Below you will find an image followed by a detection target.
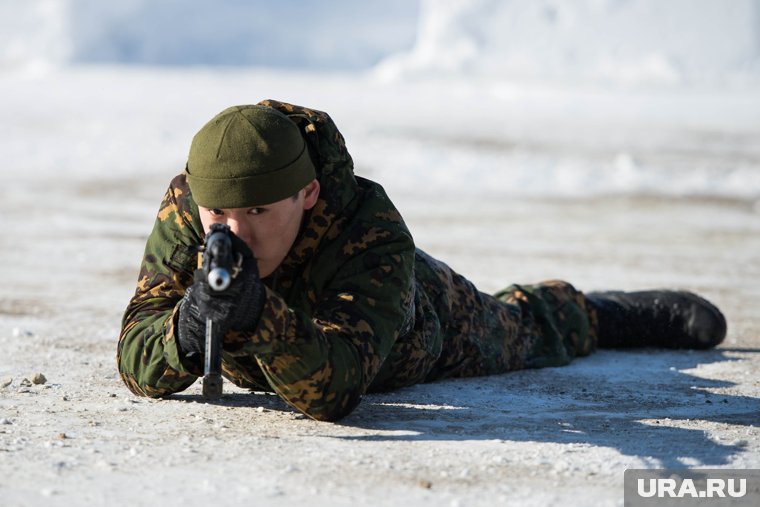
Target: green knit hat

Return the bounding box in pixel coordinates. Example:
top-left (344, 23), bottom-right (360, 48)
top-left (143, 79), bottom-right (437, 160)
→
top-left (186, 105), bottom-right (316, 208)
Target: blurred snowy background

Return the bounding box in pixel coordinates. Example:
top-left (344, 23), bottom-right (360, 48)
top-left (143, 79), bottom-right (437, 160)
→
top-left (2, 0), bottom-right (759, 198)
top-left (3, 0), bottom-right (759, 84)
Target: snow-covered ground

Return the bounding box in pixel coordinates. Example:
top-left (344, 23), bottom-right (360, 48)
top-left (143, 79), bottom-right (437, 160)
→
top-left (1, 1), bottom-right (760, 506)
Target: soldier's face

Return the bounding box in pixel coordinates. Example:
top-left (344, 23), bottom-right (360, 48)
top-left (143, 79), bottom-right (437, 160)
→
top-left (198, 179), bottom-right (320, 278)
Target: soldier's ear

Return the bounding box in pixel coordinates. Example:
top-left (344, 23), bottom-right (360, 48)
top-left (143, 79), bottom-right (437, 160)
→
top-left (302, 179), bottom-right (320, 210)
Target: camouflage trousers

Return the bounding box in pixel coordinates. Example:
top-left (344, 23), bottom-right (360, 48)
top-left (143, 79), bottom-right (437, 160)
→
top-left (219, 250), bottom-right (600, 393)
top-left (369, 251), bottom-right (600, 390)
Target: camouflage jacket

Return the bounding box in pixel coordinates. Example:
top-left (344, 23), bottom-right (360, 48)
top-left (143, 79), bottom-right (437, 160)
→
top-left (119, 100), bottom-right (426, 420)
top-left (118, 100), bottom-right (565, 421)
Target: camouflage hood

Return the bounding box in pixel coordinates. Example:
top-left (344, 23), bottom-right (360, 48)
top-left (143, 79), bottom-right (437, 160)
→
top-left (259, 99), bottom-right (357, 213)
top-left (253, 100), bottom-right (361, 288)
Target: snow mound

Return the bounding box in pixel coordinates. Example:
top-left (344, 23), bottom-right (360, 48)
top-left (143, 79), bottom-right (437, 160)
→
top-left (375, 0), bottom-right (760, 88)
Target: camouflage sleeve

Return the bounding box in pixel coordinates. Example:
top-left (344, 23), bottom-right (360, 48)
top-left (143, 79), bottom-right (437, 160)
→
top-left (239, 232), bottom-right (414, 422)
top-left (117, 175), bottom-right (203, 397)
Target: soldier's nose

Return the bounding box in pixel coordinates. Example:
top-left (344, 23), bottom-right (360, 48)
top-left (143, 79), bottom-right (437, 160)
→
top-left (227, 221), bottom-right (253, 247)
top-left (226, 221), bottom-right (241, 237)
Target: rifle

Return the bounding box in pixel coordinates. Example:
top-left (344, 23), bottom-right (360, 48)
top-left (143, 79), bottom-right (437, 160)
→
top-left (199, 223), bottom-right (235, 400)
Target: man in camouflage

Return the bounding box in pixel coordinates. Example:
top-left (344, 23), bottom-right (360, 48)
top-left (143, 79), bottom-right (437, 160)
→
top-left (117, 100), bottom-right (727, 421)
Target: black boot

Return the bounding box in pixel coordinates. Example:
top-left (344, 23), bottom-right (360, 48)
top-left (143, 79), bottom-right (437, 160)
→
top-left (586, 290), bottom-right (726, 349)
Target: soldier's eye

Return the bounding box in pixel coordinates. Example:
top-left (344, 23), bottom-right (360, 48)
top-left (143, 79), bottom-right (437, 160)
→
top-left (248, 208), bottom-right (265, 216)
top-left (210, 208), bottom-right (224, 216)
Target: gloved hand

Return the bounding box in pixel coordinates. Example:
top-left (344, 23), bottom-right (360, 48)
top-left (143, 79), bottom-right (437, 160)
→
top-left (176, 232), bottom-right (266, 372)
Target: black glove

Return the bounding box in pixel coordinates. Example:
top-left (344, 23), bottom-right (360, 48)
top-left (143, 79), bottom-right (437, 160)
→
top-left (176, 232), bottom-right (266, 371)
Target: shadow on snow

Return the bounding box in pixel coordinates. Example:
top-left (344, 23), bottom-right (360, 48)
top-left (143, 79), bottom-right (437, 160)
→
top-left (173, 348), bottom-right (759, 468)
top-left (340, 348), bottom-right (759, 468)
